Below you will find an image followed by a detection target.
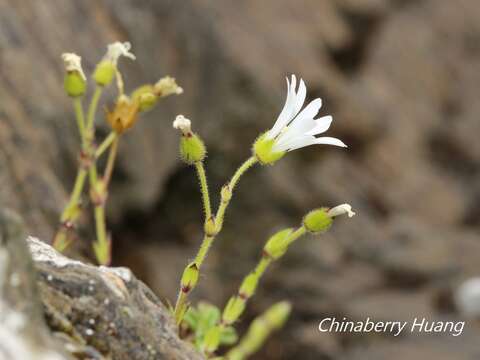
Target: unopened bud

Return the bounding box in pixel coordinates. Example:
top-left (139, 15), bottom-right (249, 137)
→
top-left (154, 76), bottom-right (183, 97)
top-left (263, 301), bottom-right (291, 329)
top-left (181, 262), bottom-right (199, 292)
top-left (222, 296), bottom-right (246, 325)
top-left (62, 53), bottom-right (86, 97)
top-left (239, 273), bottom-right (258, 299)
top-left (253, 133), bottom-right (286, 165)
top-left (303, 208), bottom-right (332, 233)
top-left (221, 185), bottom-right (232, 203)
top-left (263, 228), bottom-right (293, 259)
top-left (131, 84), bottom-right (158, 112)
top-left (173, 116), bottom-right (206, 164)
top-left (204, 216), bottom-right (218, 236)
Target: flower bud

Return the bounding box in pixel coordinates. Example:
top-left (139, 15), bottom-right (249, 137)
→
top-left (154, 76), bottom-right (183, 97)
top-left (303, 208), bottom-right (332, 233)
top-left (131, 84), bottom-right (158, 112)
top-left (239, 273), bottom-right (258, 299)
top-left (173, 115), bottom-right (206, 164)
top-left (263, 228), bottom-right (293, 259)
top-left (252, 133), bottom-right (285, 165)
top-left (181, 262), bottom-right (199, 292)
top-left (203, 326), bottom-right (221, 354)
top-left (204, 216), bottom-right (218, 237)
top-left (220, 185), bottom-right (232, 203)
top-left (263, 301), bottom-right (291, 329)
top-left (62, 53), bottom-right (86, 97)
top-left (222, 296), bottom-right (246, 325)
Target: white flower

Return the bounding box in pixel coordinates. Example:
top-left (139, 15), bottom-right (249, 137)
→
top-left (61, 53), bottom-right (86, 80)
top-left (104, 41), bottom-right (136, 65)
top-left (173, 115), bottom-right (192, 135)
top-left (265, 75), bottom-right (346, 152)
top-left (327, 204), bottom-right (356, 218)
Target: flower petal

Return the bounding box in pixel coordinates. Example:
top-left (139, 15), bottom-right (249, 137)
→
top-left (293, 78), bottom-right (306, 116)
top-left (305, 116), bottom-right (333, 136)
top-left (267, 76), bottom-right (294, 139)
top-left (290, 98), bottom-right (322, 126)
top-left (273, 134), bottom-right (316, 152)
top-left (314, 136), bottom-right (347, 148)
top-left (275, 135), bottom-right (347, 152)
top-left (275, 117), bottom-right (316, 147)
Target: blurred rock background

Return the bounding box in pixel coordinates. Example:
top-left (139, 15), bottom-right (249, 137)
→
top-left (0, 0), bottom-right (479, 358)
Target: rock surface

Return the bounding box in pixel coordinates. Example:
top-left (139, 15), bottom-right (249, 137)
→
top-left (0, 209), bottom-right (202, 360)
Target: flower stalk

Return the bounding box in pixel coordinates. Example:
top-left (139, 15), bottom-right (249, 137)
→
top-left (173, 120), bottom-right (258, 324)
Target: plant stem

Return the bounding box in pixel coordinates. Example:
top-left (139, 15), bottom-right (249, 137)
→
top-left (174, 156), bottom-right (258, 324)
top-left (174, 292), bottom-right (188, 326)
top-left (73, 98), bottom-right (85, 140)
top-left (193, 235), bottom-right (214, 265)
top-left (215, 156), bottom-right (257, 233)
top-left (195, 161), bottom-right (212, 221)
top-left (103, 135), bottom-right (119, 186)
top-left (53, 97), bottom-right (88, 251)
top-left (87, 87), bottom-right (102, 131)
top-left (96, 131), bottom-right (117, 159)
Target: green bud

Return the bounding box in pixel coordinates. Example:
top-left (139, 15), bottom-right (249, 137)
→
top-left (93, 60), bottom-right (116, 86)
top-left (181, 262), bottom-right (199, 292)
top-left (222, 296), bottom-right (246, 325)
top-left (303, 208), bottom-right (332, 233)
top-left (220, 185), bottom-right (232, 203)
top-left (263, 228), bottom-right (293, 259)
top-left (131, 84), bottom-right (158, 112)
top-left (204, 216), bottom-right (218, 236)
top-left (252, 133), bottom-right (285, 165)
top-left (264, 301), bottom-right (291, 329)
top-left (239, 273), bottom-right (258, 299)
top-left (64, 71), bottom-right (86, 97)
top-left (203, 326), bottom-right (221, 354)
top-left (180, 134), bottom-right (206, 165)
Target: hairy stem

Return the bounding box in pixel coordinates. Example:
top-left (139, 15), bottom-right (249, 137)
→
top-left (174, 156), bottom-right (258, 324)
top-left (195, 161), bottom-right (212, 221)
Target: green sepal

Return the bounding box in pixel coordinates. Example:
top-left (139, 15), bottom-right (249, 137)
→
top-left (252, 133), bottom-right (285, 165)
top-left (93, 60), bottom-right (116, 86)
top-left (64, 72), bottom-right (86, 97)
top-left (303, 208), bottom-right (332, 233)
top-left (180, 133), bottom-right (206, 165)
top-left (263, 228), bottom-right (294, 259)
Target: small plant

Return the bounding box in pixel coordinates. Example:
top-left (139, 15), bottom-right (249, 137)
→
top-left (55, 42), bottom-right (355, 359)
